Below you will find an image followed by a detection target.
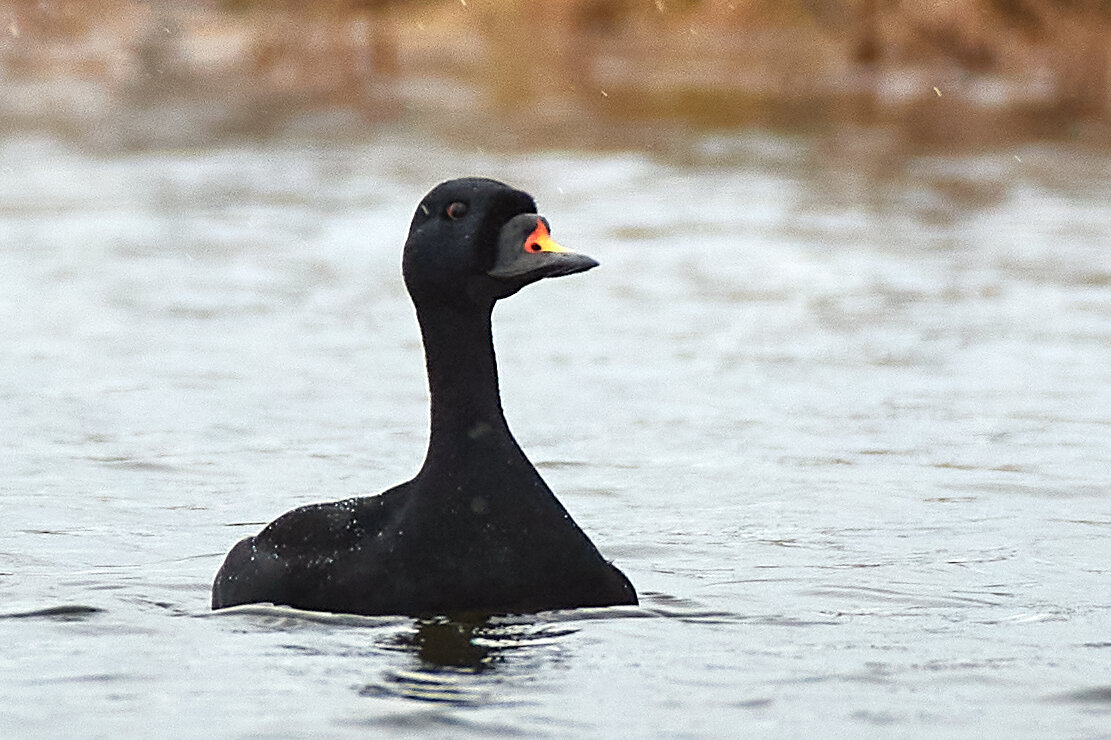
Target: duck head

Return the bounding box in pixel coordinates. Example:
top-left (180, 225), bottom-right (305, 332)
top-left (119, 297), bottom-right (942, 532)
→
top-left (403, 178), bottom-right (598, 308)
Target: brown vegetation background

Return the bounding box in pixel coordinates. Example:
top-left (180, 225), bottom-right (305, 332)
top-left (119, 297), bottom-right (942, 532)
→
top-left (2, 0), bottom-right (1110, 147)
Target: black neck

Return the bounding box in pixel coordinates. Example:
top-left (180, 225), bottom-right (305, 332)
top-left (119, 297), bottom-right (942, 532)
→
top-left (415, 301), bottom-right (515, 470)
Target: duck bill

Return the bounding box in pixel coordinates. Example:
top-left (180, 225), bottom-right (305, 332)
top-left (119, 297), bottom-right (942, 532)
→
top-left (488, 215), bottom-right (599, 282)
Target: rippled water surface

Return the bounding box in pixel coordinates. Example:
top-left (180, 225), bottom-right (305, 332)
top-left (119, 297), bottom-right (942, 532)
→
top-left (2, 130), bottom-right (1110, 737)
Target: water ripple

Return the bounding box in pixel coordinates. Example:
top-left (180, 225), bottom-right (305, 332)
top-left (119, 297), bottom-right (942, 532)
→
top-left (0, 605), bottom-right (105, 620)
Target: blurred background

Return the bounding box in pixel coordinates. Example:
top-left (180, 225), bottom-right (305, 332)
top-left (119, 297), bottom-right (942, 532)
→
top-left (4, 3), bottom-right (1111, 737)
top-left (3, 0), bottom-right (1110, 149)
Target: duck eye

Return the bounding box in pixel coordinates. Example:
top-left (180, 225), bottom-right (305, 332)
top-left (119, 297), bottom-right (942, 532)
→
top-left (446, 201), bottom-right (468, 220)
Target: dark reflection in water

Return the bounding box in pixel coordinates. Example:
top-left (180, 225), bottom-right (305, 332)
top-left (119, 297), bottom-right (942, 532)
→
top-left (361, 616), bottom-right (578, 706)
top-left (392, 617), bottom-right (508, 672)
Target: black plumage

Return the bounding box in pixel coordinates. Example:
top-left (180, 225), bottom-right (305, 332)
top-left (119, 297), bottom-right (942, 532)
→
top-left (211, 177), bottom-right (637, 616)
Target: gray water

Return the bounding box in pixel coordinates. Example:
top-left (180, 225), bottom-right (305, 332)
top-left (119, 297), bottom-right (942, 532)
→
top-left (2, 129), bottom-right (1110, 738)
